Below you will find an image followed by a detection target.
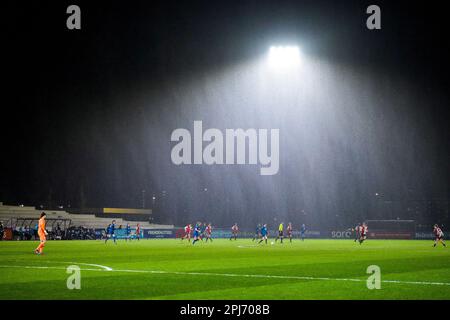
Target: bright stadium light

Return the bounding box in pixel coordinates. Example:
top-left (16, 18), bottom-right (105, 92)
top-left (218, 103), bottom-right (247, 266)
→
top-left (268, 45), bottom-right (301, 70)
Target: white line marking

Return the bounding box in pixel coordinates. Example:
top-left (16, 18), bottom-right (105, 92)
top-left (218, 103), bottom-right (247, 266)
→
top-left (0, 265), bottom-right (99, 271)
top-left (53, 261), bottom-right (113, 271)
top-left (1, 265), bottom-right (450, 287)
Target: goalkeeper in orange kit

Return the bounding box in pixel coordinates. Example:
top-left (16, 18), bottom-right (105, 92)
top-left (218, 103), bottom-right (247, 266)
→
top-left (34, 212), bottom-right (48, 255)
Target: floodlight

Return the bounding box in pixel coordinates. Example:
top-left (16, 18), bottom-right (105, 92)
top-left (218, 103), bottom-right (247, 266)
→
top-left (268, 46), bottom-right (301, 69)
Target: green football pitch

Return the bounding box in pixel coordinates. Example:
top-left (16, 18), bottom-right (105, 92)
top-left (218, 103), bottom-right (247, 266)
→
top-left (0, 239), bottom-right (449, 299)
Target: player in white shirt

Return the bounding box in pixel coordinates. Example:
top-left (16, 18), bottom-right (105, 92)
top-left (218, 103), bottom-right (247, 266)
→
top-left (433, 224), bottom-right (446, 247)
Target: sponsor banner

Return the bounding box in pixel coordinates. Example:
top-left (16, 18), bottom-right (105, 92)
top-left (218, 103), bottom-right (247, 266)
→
top-left (330, 230), bottom-right (354, 239)
top-left (235, 230), bottom-right (321, 239)
top-left (144, 229), bottom-right (175, 238)
top-left (2, 228), bottom-right (13, 240)
top-left (94, 228), bottom-right (429, 240)
top-left (98, 228), bottom-right (144, 239)
top-left (210, 229), bottom-right (233, 238)
top-left (415, 232), bottom-right (434, 239)
top-left (294, 230), bottom-right (321, 238)
top-left (103, 207), bottom-right (152, 214)
top-left (368, 231), bottom-right (413, 239)
top-left (415, 231), bottom-right (448, 240)
top-left (203, 229), bottom-right (322, 239)
top-left (175, 228), bottom-right (232, 239)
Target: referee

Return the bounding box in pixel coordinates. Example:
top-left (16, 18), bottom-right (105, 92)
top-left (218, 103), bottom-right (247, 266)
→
top-left (275, 222), bottom-right (284, 243)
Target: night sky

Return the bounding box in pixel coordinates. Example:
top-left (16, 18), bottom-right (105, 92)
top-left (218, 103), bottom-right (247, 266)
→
top-left (2, 0), bottom-right (449, 227)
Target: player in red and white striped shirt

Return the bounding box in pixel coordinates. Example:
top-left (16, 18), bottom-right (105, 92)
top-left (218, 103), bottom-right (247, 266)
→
top-left (230, 223), bottom-right (238, 241)
top-left (205, 223), bottom-right (213, 242)
top-left (358, 223), bottom-right (368, 244)
top-left (433, 224), bottom-right (446, 247)
top-left (182, 224), bottom-right (192, 242)
top-left (286, 223), bottom-right (293, 243)
top-left (135, 223), bottom-right (141, 241)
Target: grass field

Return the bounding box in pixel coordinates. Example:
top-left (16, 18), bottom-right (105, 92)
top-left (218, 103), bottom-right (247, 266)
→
top-left (0, 238), bottom-right (449, 299)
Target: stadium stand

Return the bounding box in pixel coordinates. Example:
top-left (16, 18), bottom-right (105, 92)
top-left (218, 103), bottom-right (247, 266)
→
top-left (67, 207), bottom-right (153, 222)
top-left (0, 202), bottom-right (173, 230)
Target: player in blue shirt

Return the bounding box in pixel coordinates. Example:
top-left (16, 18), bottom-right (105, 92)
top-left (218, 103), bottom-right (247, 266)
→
top-left (252, 224), bottom-right (261, 241)
top-left (125, 223), bottom-right (131, 241)
top-left (192, 222), bottom-right (201, 245)
top-left (258, 224), bottom-right (268, 244)
top-left (105, 220), bottom-right (117, 244)
top-left (300, 224), bottom-right (306, 241)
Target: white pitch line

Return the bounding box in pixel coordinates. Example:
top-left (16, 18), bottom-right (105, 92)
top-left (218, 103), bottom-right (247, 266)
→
top-left (1, 265), bottom-right (450, 287)
top-left (52, 261), bottom-right (113, 271)
top-left (0, 265), bottom-right (100, 271)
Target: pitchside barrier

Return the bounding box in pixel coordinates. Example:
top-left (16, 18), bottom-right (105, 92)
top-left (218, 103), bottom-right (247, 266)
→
top-left (366, 220), bottom-right (416, 239)
top-left (173, 228), bottom-right (322, 239)
top-left (94, 228), bottom-right (144, 239)
top-left (173, 228), bottom-right (442, 240)
top-left (98, 229), bottom-right (444, 240)
top-left (415, 232), bottom-right (448, 240)
top-left (157, 228), bottom-right (430, 240)
top-left (2, 227), bottom-right (444, 240)
top-left (2, 228), bottom-right (13, 240)
top-left (144, 229), bottom-right (174, 238)
top-left (98, 225), bottom-right (443, 241)
top-left (327, 229), bottom-right (412, 239)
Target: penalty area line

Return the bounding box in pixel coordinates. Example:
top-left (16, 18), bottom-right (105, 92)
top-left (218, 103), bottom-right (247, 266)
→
top-left (1, 265), bottom-right (450, 287)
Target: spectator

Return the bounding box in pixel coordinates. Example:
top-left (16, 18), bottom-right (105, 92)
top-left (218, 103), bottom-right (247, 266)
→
top-left (24, 226), bottom-right (32, 240)
top-left (0, 221), bottom-right (4, 241)
top-left (33, 223), bottom-right (38, 240)
top-left (13, 226), bottom-right (22, 240)
top-left (65, 226), bottom-right (96, 240)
